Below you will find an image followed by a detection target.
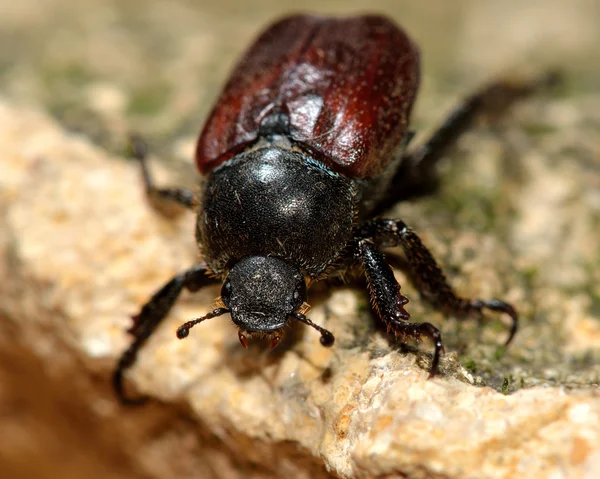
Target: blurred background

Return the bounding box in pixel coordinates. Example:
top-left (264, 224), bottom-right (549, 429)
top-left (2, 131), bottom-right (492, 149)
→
top-left (0, 0), bottom-right (598, 478)
top-left (0, 0), bottom-right (597, 157)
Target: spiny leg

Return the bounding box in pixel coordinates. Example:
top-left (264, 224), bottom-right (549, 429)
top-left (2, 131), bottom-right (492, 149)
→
top-left (129, 134), bottom-right (197, 212)
top-left (373, 72), bottom-right (560, 212)
top-left (406, 72), bottom-right (560, 175)
top-left (356, 239), bottom-right (444, 378)
top-left (114, 263), bottom-right (219, 405)
top-left (357, 219), bottom-right (518, 345)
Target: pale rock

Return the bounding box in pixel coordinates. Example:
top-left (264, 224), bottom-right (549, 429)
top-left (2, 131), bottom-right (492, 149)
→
top-left (0, 99), bottom-right (599, 479)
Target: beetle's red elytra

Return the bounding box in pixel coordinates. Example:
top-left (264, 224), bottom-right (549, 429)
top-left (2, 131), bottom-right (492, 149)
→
top-left (197, 15), bottom-right (419, 178)
top-left (115, 14), bottom-right (556, 405)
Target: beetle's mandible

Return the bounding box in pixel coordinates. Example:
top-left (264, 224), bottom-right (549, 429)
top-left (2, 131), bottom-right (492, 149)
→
top-left (114, 14), bottom-right (556, 405)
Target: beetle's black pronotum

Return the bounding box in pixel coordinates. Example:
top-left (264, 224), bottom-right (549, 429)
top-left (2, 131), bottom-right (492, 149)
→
top-left (114, 14), bottom-right (556, 404)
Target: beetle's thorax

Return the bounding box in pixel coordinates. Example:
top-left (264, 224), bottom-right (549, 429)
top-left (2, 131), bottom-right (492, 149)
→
top-left (196, 143), bottom-right (356, 278)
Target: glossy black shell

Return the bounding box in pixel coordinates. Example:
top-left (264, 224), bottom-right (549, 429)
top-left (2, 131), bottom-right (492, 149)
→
top-left (196, 140), bottom-right (356, 277)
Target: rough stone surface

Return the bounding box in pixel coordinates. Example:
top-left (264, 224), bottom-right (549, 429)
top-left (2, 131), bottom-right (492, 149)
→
top-left (0, 1), bottom-right (599, 478)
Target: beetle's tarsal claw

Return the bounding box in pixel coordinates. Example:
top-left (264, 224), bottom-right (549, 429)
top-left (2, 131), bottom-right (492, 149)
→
top-left (238, 331), bottom-right (249, 348)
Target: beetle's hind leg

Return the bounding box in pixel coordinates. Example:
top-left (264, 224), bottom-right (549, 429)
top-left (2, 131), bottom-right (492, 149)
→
top-left (373, 72), bottom-right (561, 213)
top-left (114, 263), bottom-right (219, 405)
top-left (129, 134), bottom-right (197, 214)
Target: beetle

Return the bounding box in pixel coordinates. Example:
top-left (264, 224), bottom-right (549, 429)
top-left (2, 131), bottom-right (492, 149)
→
top-left (114, 14), bottom-right (556, 405)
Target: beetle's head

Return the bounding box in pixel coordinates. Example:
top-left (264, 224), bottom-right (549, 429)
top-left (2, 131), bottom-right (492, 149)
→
top-left (222, 256), bottom-right (304, 347)
top-left (176, 256), bottom-right (334, 349)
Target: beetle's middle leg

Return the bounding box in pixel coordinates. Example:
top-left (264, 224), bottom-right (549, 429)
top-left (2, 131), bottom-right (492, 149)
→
top-left (129, 135), bottom-right (197, 213)
top-left (357, 219), bottom-right (518, 346)
top-left (373, 72), bottom-right (560, 213)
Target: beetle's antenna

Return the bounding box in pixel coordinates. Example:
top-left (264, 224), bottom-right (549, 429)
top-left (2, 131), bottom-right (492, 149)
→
top-left (290, 312), bottom-right (335, 347)
top-left (176, 308), bottom-right (229, 339)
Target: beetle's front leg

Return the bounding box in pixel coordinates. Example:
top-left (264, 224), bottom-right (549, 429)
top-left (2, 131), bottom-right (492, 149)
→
top-left (356, 239), bottom-right (445, 377)
top-left (358, 219), bottom-right (518, 346)
top-left (114, 263), bottom-right (220, 405)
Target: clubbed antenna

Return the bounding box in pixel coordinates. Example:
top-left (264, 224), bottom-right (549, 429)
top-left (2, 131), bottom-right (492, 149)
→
top-left (290, 312), bottom-right (335, 347)
top-left (176, 308), bottom-right (229, 339)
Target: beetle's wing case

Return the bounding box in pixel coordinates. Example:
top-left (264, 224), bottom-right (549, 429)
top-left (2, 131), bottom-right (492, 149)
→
top-left (196, 15), bottom-right (420, 178)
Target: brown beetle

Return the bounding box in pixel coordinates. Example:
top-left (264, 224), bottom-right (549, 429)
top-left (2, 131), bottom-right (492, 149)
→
top-left (115, 15), bottom-right (555, 405)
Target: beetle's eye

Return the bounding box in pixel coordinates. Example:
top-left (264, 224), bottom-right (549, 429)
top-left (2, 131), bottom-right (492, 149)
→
top-left (221, 280), bottom-right (232, 305)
